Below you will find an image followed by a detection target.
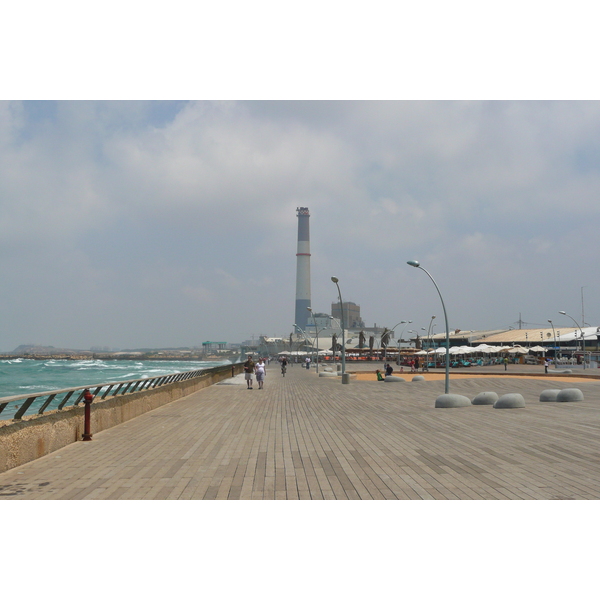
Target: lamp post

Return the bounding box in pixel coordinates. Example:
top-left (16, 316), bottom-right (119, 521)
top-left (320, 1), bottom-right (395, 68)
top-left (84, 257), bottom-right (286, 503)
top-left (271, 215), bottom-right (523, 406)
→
top-left (329, 315), bottom-right (342, 333)
top-left (559, 310), bottom-right (586, 369)
top-left (389, 319), bottom-right (411, 365)
top-left (293, 324), bottom-right (311, 365)
top-left (307, 307), bottom-right (317, 372)
top-left (306, 307), bottom-right (324, 373)
top-left (430, 322), bottom-right (438, 366)
top-left (548, 319), bottom-right (558, 369)
top-left (331, 277), bottom-right (346, 375)
top-left (407, 260), bottom-right (450, 393)
top-left (397, 320), bottom-right (413, 365)
top-left (425, 316), bottom-right (436, 371)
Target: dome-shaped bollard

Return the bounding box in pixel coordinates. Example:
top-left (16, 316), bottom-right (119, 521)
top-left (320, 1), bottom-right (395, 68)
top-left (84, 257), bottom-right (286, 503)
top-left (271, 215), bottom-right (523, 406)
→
top-left (556, 388), bottom-right (584, 403)
top-left (539, 389), bottom-right (561, 402)
top-left (385, 376), bottom-right (406, 382)
top-left (412, 375), bottom-right (425, 382)
top-left (494, 393), bottom-right (525, 409)
top-left (319, 371), bottom-right (337, 377)
top-left (472, 391), bottom-right (499, 405)
top-left (435, 394), bottom-right (471, 408)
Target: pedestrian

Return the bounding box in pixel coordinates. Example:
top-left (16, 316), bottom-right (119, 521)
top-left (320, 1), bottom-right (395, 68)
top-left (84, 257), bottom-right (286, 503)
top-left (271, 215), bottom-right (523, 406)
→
top-left (503, 357), bottom-right (508, 371)
top-left (244, 354), bottom-right (255, 389)
top-left (385, 363), bottom-right (393, 376)
top-left (376, 369), bottom-right (385, 381)
top-left (544, 358), bottom-right (549, 374)
top-left (255, 358), bottom-right (266, 389)
top-left (305, 356), bottom-right (311, 370)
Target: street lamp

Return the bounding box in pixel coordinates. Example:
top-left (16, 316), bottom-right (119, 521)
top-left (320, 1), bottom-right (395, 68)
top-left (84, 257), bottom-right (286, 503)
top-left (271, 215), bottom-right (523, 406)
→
top-left (328, 315), bottom-right (342, 332)
top-left (293, 324), bottom-right (311, 362)
top-left (548, 319), bottom-right (558, 369)
top-left (399, 321), bottom-right (413, 365)
top-left (389, 319), bottom-right (412, 365)
top-left (407, 260), bottom-right (450, 393)
top-left (559, 310), bottom-right (586, 369)
top-left (307, 307), bottom-right (320, 373)
top-left (425, 316), bottom-right (436, 371)
top-left (331, 277), bottom-right (346, 375)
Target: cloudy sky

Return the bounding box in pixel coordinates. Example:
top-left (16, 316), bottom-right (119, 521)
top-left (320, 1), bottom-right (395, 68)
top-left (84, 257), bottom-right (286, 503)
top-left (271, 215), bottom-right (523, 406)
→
top-left (1, 99), bottom-right (599, 351)
top-left (2, 2), bottom-right (599, 351)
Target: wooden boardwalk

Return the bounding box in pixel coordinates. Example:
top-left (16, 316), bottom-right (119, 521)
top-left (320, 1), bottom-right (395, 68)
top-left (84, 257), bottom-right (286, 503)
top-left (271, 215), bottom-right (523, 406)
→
top-left (2, 363), bottom-right (600, 500)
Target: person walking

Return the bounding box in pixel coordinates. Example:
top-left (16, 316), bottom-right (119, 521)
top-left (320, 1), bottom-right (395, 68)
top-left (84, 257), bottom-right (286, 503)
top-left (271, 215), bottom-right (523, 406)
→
top-left (544, 358), bottom-right (549, 374)
top-left (255, 358), bottom-right (266, 389)
top-left (503, 356), bottom-right (509, 371)
top-left (244, 354), bottom-right (255, 389)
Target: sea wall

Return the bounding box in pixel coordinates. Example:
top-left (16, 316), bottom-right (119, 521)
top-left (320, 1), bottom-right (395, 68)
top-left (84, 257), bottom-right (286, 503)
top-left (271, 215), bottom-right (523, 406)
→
top-left (0, 363), bottom-right (244, 474)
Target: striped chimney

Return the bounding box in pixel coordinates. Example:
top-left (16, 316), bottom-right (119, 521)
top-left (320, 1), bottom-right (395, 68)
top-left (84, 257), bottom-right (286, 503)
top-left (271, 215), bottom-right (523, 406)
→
top-left (295, 207), bottom-right (311, 331)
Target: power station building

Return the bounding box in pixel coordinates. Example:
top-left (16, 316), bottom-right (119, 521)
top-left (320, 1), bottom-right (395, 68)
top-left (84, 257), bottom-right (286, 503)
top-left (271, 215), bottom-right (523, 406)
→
top-left (331, 301), bottom-right (365, 329)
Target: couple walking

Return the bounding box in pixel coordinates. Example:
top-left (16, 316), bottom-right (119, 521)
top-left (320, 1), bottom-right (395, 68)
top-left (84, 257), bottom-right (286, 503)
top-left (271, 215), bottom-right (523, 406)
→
top-left (243, 354), bottom-right (266, 389)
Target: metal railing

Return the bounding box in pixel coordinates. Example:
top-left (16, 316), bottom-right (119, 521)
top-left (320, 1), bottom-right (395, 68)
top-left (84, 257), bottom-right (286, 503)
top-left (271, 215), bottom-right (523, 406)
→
top-left (0, 368), bottom-right (208, 422)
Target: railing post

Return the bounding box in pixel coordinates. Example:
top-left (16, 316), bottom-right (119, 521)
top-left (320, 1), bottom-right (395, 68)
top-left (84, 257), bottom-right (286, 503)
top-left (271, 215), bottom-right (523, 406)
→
top-left (82, 389), bottom-right (94, 441)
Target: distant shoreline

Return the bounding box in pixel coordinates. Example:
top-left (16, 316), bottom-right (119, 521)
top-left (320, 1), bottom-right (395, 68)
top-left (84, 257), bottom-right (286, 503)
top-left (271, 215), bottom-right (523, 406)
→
top-left (0, 352), bottom-right (239, 362)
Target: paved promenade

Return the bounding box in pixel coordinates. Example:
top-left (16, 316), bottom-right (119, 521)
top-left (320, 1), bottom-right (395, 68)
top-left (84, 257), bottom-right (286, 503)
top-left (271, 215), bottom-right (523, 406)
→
top-left (1, 362), bottom-right (600, 499)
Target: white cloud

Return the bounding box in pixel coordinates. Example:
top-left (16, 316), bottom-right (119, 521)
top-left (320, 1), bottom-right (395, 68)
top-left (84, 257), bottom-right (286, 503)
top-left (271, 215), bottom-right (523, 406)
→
top-left (1, 100), bottom-right (600, 350)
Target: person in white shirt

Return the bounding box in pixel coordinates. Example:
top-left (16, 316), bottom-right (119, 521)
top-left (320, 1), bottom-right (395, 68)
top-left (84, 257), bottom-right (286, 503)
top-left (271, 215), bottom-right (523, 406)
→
top-left (255, 358), bottom-right (266, 389)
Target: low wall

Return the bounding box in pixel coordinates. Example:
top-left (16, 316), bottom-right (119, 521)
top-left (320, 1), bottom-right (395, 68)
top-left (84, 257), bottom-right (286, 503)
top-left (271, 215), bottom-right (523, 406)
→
top-left (0, 363), bottom-right (243, 474)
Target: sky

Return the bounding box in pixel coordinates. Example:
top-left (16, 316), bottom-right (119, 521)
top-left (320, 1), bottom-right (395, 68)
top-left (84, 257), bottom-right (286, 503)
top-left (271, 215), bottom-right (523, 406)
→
top-left (2, 3), bottom-right (599, 352)
top-left (2, 99), bottom-right (600, 351)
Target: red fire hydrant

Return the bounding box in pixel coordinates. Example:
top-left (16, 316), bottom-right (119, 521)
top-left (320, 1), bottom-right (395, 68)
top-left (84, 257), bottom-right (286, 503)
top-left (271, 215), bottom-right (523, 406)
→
top-left (82, 388), bottom-right (94, 441)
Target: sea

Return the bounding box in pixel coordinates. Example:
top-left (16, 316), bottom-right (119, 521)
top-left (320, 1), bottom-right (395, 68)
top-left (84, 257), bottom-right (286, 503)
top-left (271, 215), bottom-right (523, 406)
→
top-left (0, 358), bottom-right (234, 418)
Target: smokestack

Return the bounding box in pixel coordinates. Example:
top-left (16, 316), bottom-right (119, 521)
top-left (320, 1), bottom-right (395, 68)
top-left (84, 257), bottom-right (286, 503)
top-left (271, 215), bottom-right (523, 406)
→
top-left (295, 207), bottom-right (311, 332)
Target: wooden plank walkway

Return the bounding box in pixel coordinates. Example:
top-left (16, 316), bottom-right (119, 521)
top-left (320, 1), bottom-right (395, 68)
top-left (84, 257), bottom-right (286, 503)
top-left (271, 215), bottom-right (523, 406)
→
top-left (2, 363), bottom-right (600, 499)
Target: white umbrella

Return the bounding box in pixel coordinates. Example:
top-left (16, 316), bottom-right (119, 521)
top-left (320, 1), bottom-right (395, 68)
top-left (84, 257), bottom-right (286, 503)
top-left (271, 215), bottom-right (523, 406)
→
top-left (454, 346), bottom-right (474, 354)
top-left (473, 344), bottom-right (495, 353)
top-left (508, 346), bottom-right (528, 354)
top-left (529, 345), bottom-right (546, 352)
top-left (415, 350), bottom-right (428, 355)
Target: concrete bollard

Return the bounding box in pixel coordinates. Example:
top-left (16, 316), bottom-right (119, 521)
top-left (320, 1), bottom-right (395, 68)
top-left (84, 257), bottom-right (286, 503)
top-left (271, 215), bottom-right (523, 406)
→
top-left (556, 388), bottom-right (584, 402)
top-left (472, 392), bottom-right (499, 405)
top-left (539, 389), bottom-right (560, 402)
top-left (341, 373), bottom-right (351, 384)
top-left (494, 393), bottom-right (525, 409)
top-left (435, 394), bottom-right (471, 408)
